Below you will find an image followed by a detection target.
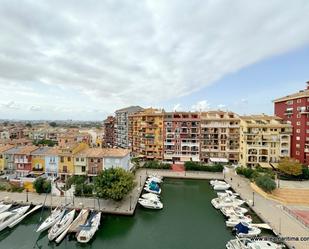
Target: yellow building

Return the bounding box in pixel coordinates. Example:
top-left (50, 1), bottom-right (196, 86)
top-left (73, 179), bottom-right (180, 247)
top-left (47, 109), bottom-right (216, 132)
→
top-left (58, 142), bottom-right (89, 179)
top-left (239, 115), bottom-right (292, 168)
top-left (0, 145), bottom-right (14, 171)
top-left (31, 147), bottom-right (52, 174)
top-left (130, 108), bottom-right (164, 160)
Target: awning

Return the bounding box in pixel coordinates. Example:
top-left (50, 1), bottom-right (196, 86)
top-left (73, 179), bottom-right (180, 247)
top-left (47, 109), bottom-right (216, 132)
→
top-left (209, 158), bottom-right (229, 163)
top-left (259, 162), bottom-right (272, 169)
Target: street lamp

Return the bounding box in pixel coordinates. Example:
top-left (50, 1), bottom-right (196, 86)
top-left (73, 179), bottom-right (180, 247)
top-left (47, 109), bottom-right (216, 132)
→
top-left (129, 195), bottom-right (132, 211)
top-left (26, 189), bottom-right (29, 202)
top-left (252, 192), bottom-right (255, 206)
top-left (139, 175), bottom-right (141, 187)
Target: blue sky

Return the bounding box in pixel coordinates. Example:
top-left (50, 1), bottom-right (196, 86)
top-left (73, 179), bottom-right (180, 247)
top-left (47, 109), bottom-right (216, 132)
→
top-left (0, 1), bottom-right (308, 120)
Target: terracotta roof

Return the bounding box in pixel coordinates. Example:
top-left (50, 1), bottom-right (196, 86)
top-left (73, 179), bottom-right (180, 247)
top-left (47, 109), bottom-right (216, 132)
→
top-left (31, 146), bottom-right (54, 155)
top-left (17, 145), bottom-right (39, 155)
top-left (0, 145), bottom-right (14, 153)
top-left (75, 148), bottom-right (130, 158)
top-left (273, 88), bottom-right (309, 103)
top-left (45, 147), bottom-right (59, 156)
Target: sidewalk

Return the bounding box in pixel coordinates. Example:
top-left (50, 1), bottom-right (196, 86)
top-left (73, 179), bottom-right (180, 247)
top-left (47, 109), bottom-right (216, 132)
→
top-left (225, 170), bottom-right (309, 249)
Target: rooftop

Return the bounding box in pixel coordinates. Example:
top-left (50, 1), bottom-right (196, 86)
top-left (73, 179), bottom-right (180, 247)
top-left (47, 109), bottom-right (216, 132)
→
top-left (273, 82), bottom-right (309, 103)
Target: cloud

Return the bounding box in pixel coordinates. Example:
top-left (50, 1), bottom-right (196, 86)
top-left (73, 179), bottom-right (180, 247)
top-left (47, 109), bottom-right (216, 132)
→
top-left (191, 100), bottom-right (210, 111)
top-left (173, 103), bottom-right (182, 112)
top-left (0, 0), bottom-right (308, 119)
top-left (29, 105), bottom-right (41, 111)
top-left (2, 101), bottom-right (20, 110)
top-left (217, 104), bottom-right (226, 109)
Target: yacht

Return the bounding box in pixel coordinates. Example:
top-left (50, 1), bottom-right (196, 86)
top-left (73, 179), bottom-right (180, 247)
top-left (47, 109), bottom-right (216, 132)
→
top-left (213, 183), bottom-right (230, 191)
top-left (226, 237), bottom-right (284, 249)
top-left (36, 206), bottom-right (65, 233)
top-left (48, 209), bottom-right (76, 241)
top-left (210, 180), bottom-right (226, 186)
top-left (221, 206), bottom-right (248, 217)
top-left (138, 198), bottom-right (163, 210)
top-left (217, 190), bottom-right (239, 199)
top-left (226, 215), bottom-right (252, 227)
top-left (147, 176), bottom-right (163, 184)
top-left (0, 205), bottom-right (30, 231)
top-left (232, 222), bottom-right (261, 238)
top-left (144, 181), bottom-right (161, 194)
top-left (211, 197), bottom-right (245, 209)
top-left (141, 193), bottom-right (160, 201)
top-left (77, 211), bottom-right (101, 243)
top-left (0, 203), bottom-right (12, 214)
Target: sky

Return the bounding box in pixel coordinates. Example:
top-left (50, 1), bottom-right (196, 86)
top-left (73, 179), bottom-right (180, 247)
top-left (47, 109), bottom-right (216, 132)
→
top-left (0, 0), bottom-right (308, 121)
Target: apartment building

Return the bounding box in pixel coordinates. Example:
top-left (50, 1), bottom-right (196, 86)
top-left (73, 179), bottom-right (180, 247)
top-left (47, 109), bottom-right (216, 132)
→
top-left (274, 81), bottom-right (309, 164)
top-left (0, 145), bottom-right (14, 172)
top-left (103, 116), bottom-right (116, 147)
top-left (200, 111), bottom-right (240, 163)
top-left (130, 108), bottom-right (164, 160)
top-left (163, 112), bottom-right (200, 162)
top-left (115, 106), bottom-right (143, 148)
top-left (45, 148), bottom-right (59, 178)
top-left (12, 145), bottom-right (38, 176)
top-left (239, 115), bottom-right (292, 168)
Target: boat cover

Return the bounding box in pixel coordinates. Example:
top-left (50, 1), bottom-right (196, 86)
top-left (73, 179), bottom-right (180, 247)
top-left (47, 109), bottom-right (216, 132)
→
top-left (235, 222), bottom-right (249, 234)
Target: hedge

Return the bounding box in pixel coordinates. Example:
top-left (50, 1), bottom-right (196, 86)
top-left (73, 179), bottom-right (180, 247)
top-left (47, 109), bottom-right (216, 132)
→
top-left (143, 160), bottom-right (171, 169)
top-left (184, 161), bottom-right (224, 172)
top-left (255, 175), bottom-right (276, 193)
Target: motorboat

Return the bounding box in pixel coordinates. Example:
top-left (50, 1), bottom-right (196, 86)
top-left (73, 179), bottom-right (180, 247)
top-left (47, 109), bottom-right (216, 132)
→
top-left (211, 197), bottom-right (245, 209)
top-left (226, 215), bottom-right (252, 227)
top-left (138, 198), bottom-right (163, 210)
top-left (9, 204), bottom-right (43, 228)
top-left (0, 203), bottom-right (12, 214)
top-left (232, 222), bottom-right (261, 238)
top-left (48, 209), bottom-right (76, 241)
top-left (226, 237), bottom-right (284, 249)
top-left (77, 211), bottom-right (101, 243)
top-left (221, 206), bottom-right (248, 217)
top-left (217, 190), bottom-right (239, 198)
top-left (0, 205), bottom-right (30, 231)
top-left (147, 176), bottom-right (163, 184)
top-left (210, 180), bottom-right (226, 186)
top-left (36, 206), bottom-right (66, 233)
top-left (144, 181), bottom-right (161, 194)
top-left (148, 174), bottom-right (163, 181)
top-left (213, 183), bottom-right (230, 191)
top-left (141, 193), bottom-right (160, 201)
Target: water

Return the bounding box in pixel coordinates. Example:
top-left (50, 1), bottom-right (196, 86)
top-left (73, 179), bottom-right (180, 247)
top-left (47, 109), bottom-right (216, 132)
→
top-left (0, 178), bottom-right (259, 249)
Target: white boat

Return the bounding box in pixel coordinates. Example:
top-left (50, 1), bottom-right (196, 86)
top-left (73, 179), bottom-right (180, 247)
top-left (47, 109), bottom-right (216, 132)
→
top-left (221, 206), bottom-right (248, 217)
top-left (77, 211), bottom-right (101, 243)
top-left (9, 204), bottom-right (43, 228)
top-left (233, 222), bottom-right (261, 238)
top-left (147, 176), bottom-right (162, 183)
top-left (138, 198), bottom-right (163, 210)
top-left (141, 193), bottom-right (160, 201)
top-left (213, 183), bottom-right (230, 191)
top-left (0, 203), bottom-right (12, 214)
top-left (226, 237), bottom-right (284, 249)
top-left (148, 174), bottom-right (163, 181)
top-left (217, 190), bottom-right (239, 198)
top-left (36, 206), bottom-right (66, 233)
top-left (211, 197), bottom-right (245, 209)
top-left (48, 209), bottom-right (76, 241)
top-left (226, 215), bottom-right (252, 227)
top-left (210, 180), bottom-right (226, 186)
top-left (144, 186), bottom-right (161, 194)
top-left (0, 205), bottom-right (30, 231)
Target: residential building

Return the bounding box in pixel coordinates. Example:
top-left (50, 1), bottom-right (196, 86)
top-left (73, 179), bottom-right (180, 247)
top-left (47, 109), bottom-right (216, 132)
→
top-left (239, 115), bottom-right (292, 168)
top-left (200, 111), bottom-right (240, 163)
top-left (31, 147), bottom-right (52, 175)
top-left (57, 130), bottom-right (91, 147)
top-left (13, 145), bottom-right (38, 176)
top-left (0, 145), bottom-right (14, 172)
top-left (274, 81), bottom-right (309, 164)
top-left (45, 148), bottom-right (59, 178)
top-left (163, 112), bottom-right (200, 162)
top-left (130, 108), bottom-right (164, 160)
top-left (103, 116), bottom-right (116, 147)
top-left (115, 106), bottom-right (143, 148)
top-left (103, 148), bottom-right (131, 170)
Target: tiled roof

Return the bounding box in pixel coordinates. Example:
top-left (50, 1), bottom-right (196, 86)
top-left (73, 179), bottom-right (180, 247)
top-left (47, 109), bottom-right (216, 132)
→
top-left (273, 88), bottom-right (309, 103)
top-left (31, 147), bottom-right (54, 155)
top-left (75, 148), bottom-right (130, 158)
top-left (17, 146), bottom-right (39, 155)
top-left (0, 145), bottom-right (14, 153)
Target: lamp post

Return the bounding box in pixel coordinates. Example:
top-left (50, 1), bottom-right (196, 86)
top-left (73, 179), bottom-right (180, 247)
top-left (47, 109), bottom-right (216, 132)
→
top-left (139, 175), bottom-right (141, 187)
top-left (129, 195), bottom-right (132, 211)
top-left (26, 189), bottom-right (29, 202)
top-left (252, 192), bottom-right (255, 206)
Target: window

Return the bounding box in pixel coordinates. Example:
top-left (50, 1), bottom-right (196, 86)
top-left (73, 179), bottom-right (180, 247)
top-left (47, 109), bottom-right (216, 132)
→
top-left (81, 166), bottom-right (86, 172)
top-left (296, 151), bottom-right (300, 156)
top-left (297, 114), bottom-right (301, 118)
top-left (81, 158), bottom-right (84, 162)
top-left (296, 129), bottom-right (300, 133)
top-left (63, 166), bottom-right (67, 173)
top-left (297, 121), bottom-right (301, 126)
top-left (296, 144), bottom-right (301, 148)
top-left (307, 130), bottom-right (309, 134)
top-left (98, 159), bottom-right (101, 163)
top-left (296, 136), bottom-right (300, 141)
top-left (91, 158), bottom-right (94, 162)
top-left (68, 157), bottom-right (71, 162)
top-left (76, 157), bottom-right (79, 162)
top-left (297, 99), bottom-right (302, 103)
top-left (287, 100), bottom-right (293, 105)
top-left (60, 156), bottom-right (64, 163)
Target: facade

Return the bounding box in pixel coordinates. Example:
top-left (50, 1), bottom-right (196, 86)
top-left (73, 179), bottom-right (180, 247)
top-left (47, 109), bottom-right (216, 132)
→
top-left (0, 145), bottom-right (14, 172)
top-left (45, 148), bottom-right (59, 178)
top-left (163, 112), bottom-right (200, 162)
top-left (130, 108), bottom-right (164, 160)
top-left (103, 149), bottom-right (131, 170)
top-left (239, 115), bottom-right (292, 168)
top-left (31, 147), bottom-right (52, 174)
top-left (200, 111), bottom-right (240, 163)
top-left (115, 106), bottom-right (143, 148)
top-left (103, 116), bottom-right (116, 147)
top-left (14, 146), bottom-right (38, 176)
top-left (274, 81), bottom-right (309, 164)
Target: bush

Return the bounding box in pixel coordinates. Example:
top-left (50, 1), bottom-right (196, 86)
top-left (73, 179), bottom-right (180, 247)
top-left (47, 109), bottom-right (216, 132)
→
top-left (143, 160), bottom-right (171, 169)
top-left (302, 167), bottom-right (309, 180)
top-left (75, 184), bottom-right (94, 197)
top-left (33, 177), bottom-right (51, 194)
top-left (236, 167), bottom-right (255, 179)
top-left (278, 158), bottom-right (303, 176)
top-left (184, 161), bottom-right (223, 172)
top-left (66, 175), bottom-right (87, 188)
top-left (255, 175), bottom-right (276, 193)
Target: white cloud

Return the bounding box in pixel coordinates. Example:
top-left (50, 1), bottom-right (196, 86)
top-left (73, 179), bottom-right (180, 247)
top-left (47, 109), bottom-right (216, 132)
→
top-left (29, 105), bottom-right (41, 111)
top-left (217, 104), bottom-right (226, 109)
top-left (173, 103), bottom-right (182, 112)
top-left (2, 101), bottom-right (20, 110)
top-left (0, 0), bottom-right (308, 119)
top-left (191, 100), bottom-right (210, 112)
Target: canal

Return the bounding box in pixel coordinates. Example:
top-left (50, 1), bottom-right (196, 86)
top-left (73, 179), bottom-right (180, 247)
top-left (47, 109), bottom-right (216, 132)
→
top-left (0, 178), bottom-right (261, 249)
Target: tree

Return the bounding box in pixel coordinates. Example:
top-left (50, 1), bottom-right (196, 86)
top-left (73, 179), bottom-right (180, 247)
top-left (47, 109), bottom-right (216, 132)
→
top-left (278, 158), bottom-right (302, 176)
top-left (33, 177), bottom-right (51, 194)
top-left (25, 123), bottom-right (32, 128)
top-left (94, 168), bottom-right (136, 201)
top-left (255, 175), bottom-right (276, 193)
top-left (49, 122), bottom-right (57, 127)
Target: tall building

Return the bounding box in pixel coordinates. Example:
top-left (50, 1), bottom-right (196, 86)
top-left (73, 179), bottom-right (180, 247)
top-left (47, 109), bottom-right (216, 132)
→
top-left (274, 81), bottom-right (309, 164)
top-left (163, 112), bottom-right (200, 162)
top-left (130, 108), bottom-right (164, 160)
top-left (200, 111), bottom-right (240, 163)
top-left (115, 106), bottom-right (143, 148)
top-left (239, 115), bottom-right (292, 168)
top-left (103, 116), bottom-right (116, 147)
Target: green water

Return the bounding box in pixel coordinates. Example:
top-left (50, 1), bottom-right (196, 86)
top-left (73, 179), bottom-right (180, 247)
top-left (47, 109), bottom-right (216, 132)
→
top-left (0, 179), bottom-right (237, 249)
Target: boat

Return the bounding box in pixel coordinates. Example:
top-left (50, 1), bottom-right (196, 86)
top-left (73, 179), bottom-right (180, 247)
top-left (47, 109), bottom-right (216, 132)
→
top-left (147, 176), bottom-right (162, 183)
top-left (210, 180), bottom-right (226, 186)
top-left (141, 193), bottom-right (160, 201)
top-left (0, 203), bottom-right (12, 214)
top-left (9, 204), bottom-right (43, 228)
top-left (144, 186), bottom-right (161, 194)
top-left (213, 183), bottom-right (230, 191)
top-left (77, 211), bottom-right (101, 243)
top-left (138, 198), bottom-right (163, 209)
top-left (232, 222), bottom-right (261, 238)
top-left (55, 209), bottom-right (89, 244)
top-left (226, 215), bottom-right (252, 227)
top-left (148, 174), bottom-right (163, 181)
top-left (36, 206), bottom-right (66, 233)
top-left (226, 237), bottom-right (285, 249)
top-left (221, 206), bottom-right (248, 217)
top-left (48, 209), bottom-right (76, 241)
top-left (144, 181), bottom-right (161, 194)
top-left (0, 205), bottom-right (30, 231)
top-left (211, 197), bottom-right (245, 209)
top-left (217, 190), bottom-right (239, 198)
